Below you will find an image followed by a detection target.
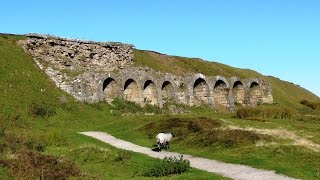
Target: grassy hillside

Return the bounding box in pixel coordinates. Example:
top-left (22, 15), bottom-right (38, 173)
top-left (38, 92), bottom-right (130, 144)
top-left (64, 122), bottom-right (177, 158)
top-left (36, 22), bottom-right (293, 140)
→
top-left (0, 34), bottom-right (319, 179)
top-left (134, 49), bottom-right (319, 109)
top-left (0, 34), bottom-right (227, 179)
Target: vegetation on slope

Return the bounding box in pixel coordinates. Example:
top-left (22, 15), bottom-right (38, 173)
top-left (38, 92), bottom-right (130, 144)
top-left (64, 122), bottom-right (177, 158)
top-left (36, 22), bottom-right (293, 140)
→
top-left (0, 34), bottom-right (227, 179)
top-left (0, 34), bottom-right (319, 179)
top-left (134, 49), bottom-right (319, 110)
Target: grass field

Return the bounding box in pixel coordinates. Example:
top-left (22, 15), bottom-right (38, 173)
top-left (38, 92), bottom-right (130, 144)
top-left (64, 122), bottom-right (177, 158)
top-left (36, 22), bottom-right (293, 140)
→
top-left (0, 34), bottom-right (319, 179)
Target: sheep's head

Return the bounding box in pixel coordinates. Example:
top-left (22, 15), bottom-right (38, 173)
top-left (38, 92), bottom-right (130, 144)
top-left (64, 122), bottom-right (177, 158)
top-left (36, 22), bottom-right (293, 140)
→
top-left (171, 132), bottom-right (174, 138)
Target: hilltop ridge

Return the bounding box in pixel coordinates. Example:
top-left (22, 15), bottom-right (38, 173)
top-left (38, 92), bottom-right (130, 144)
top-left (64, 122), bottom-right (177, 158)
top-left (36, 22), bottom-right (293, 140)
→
top-left (2, 33), bottom-right (319, 110)
top-left (1, 33), bottom-right (320, 179)
top-left (133, 49), bottom-right (319, 109)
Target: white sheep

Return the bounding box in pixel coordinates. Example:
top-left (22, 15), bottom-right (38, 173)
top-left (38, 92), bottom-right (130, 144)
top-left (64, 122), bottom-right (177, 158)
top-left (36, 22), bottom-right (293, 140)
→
top-left (155, 132), bottom-right (174, 151)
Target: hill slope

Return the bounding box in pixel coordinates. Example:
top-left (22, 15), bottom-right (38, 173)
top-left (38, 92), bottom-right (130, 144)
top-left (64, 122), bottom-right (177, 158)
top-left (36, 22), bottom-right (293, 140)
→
top-left (1, 34), bottom-right (320, 179)
top-left (0, 34), bottom-right (229, 179)
top-left (134, 49), bottom-right (319, 109)
top-left (1, 33), bottom-right (317, 112)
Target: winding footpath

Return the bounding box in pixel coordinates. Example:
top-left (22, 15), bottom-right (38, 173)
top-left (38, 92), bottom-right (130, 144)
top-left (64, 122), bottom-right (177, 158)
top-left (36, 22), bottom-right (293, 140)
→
top-left (79, 131), bottom-right (295, 180)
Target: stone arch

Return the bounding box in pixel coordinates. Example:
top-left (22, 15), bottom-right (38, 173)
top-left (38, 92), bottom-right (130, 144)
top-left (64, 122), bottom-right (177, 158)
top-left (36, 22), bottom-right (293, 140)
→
top-left (161, 81), bottom-right (175, 104)
top-left (123, 79), bottom-right (141, 104)
top-left (102, 77), bottom-right (119, 103)
top-left (213, 79), bottom-right (230, 108)
top-left (193, 78), bottom-right (210, 106)
top-left (249, 81), bottom-right (263, 105)
top-left (143, 80), bottom-right (158, 105)
top-left (232, 81), bottom-right (245, 105)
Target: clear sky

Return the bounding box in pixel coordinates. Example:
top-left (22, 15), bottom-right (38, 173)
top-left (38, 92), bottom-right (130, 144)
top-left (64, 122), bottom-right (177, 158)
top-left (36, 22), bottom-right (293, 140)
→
top-left (1, 0), bottom-right (320, 97)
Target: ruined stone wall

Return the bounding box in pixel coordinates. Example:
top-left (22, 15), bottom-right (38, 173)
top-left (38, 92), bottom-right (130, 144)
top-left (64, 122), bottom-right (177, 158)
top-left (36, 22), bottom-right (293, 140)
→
top-left (19, 34), bottom-right (133, 72)
top-left (18, 34), bottom-right (273, 110)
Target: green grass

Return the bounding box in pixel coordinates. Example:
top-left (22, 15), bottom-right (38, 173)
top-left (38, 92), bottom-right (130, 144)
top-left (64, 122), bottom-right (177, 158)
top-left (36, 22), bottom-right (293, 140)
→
top-left (0, 34), bottom-right (228, 179)
top-left (234, 105), bottom-right (294, 120)
top-left (1, 33), bottom-right (320, 179)
top-left (99, 115), bottom-right (320, 179)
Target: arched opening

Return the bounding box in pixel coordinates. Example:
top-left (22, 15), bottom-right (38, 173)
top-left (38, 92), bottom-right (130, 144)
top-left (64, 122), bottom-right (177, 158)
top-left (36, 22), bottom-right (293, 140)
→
top-left (161, 81), bottom-right (175, 104)
top-left (193, 78), bottom-right (210, 106)
top-left (103, 78), bottom-right (119, 103)
top-left (249, 82), bottom-right (262, 105)
top-left (232, 81), bottom-right (245, 105)
top-left (143, 80), bottom-right (158, 105)
top-left (214, 80), bottom-right (229, 107)
top-left (123, 79), bottom-right (140, 104)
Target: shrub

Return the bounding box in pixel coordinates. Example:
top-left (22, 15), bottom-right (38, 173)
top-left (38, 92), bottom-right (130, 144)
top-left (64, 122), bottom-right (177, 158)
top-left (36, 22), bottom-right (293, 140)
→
top-left (110, 98), bottom-right (144, 114)
top-left (198, 129), bottom-right (272, 147)
top-left (1, 128), bottom-right (71, 154)
top-left (25, 140), bottom-right (46, 152)
top-left (162, 99), bottom-right (190, 114)
top-left (0, 149), bottom-right (80, 179)
top-left (144, 117), bottom-right (222, 140)
top-left (141, 155), bottom-right (190, 177)
top-left (28, 101), bottom-right (55, 118)
top-left (144, 103), bottom-right (163, 114)
top-left (114, 149), bottom-right (132, 163)
top-left (68, 146), bottom-right (110, 163)
top-left (300, 99), bottom-right (320, 111)
top-left (235, 106), bottom-right (294, 120)
top-left (87, 101), bottom-right (107, 111)
top-left (110, 98), bottom-right (164, 115)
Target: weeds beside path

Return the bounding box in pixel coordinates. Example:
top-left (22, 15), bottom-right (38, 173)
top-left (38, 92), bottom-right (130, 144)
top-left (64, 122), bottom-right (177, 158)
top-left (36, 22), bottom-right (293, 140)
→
top-left (80, 131), bottom-right (295, 180)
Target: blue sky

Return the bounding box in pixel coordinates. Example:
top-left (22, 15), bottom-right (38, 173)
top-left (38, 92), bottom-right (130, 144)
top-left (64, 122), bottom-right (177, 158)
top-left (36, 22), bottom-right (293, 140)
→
top-left (1, 0), bottom-right (320, 97)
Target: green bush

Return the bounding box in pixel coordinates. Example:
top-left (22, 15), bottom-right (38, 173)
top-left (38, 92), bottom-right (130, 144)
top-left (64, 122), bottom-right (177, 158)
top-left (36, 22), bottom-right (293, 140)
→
top-left (68, 146), bottom-right (111, 163)
top-left (25, 140), bottom-right (46, 152)
top-left (28, 101), bottom-right (56, 118)
top-left (141, 155), bottom-right (190, 177)
top-left (110, 98), bottom-right (144, 114)
top-left (0, 149), bottom-right (80, 179)
top-left (110, 98), bottom-right (163, 115)
top-left (235, 106), bottom-right (294, 120)
top-left (144, 103), bottom-right (163, 114)
top-left (198, 129), bottom-right (272, 147)
top-left (300, 99), bottom-right (320, 111)
top-left (114, 149), bottom-right (132, 163)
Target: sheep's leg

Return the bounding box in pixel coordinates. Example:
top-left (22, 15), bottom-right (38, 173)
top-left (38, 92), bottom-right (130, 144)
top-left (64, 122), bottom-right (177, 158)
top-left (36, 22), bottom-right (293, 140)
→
top-left (157, 142), bottom-right (162, 152)
top-left (165, 142), bottom-right (170, 149)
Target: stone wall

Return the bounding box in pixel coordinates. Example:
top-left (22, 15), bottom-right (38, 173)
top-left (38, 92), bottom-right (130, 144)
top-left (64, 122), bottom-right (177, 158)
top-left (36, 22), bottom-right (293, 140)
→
top-left (19, 34), bottom-right (133, 72)
top-left (18, 34), bottom-right (273, 110)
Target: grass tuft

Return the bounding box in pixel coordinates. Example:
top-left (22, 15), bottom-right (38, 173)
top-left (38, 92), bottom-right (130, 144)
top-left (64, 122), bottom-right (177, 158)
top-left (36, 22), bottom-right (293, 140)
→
top-left (140, 155), bottom-right (190, 177)
top-left (0, 149), bottom-right (80, 179)
top-left (235, 106), bottom-right (294, 120)
top-left (300, 99), bottom-right (320, 111)
top-left (28, 101), bottom-right (56, 118)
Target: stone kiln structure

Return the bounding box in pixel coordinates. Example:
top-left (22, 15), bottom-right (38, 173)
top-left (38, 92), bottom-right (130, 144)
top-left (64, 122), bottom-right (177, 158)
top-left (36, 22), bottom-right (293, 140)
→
top-left (19, 34), bottom-right (273, 110)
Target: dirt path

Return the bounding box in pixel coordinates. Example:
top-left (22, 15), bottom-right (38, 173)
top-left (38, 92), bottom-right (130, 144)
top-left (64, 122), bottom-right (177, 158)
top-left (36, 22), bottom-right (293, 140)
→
top-left (79, 131), bottom-right (295, 180)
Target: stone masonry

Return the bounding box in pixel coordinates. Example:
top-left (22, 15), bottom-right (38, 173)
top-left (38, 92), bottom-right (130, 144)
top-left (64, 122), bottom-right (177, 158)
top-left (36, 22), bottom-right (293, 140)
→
top-left (19, 34), bottom-right (273, 110)
top-left (20, 33), bottom-right (133, 72)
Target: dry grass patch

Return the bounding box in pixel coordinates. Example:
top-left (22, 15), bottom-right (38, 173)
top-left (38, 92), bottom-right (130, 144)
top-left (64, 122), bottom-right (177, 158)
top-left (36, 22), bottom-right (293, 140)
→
top-left (143, 117), bottom-right (273, 148)
top-left (0, 149), bottom-right (80, 179)
top-left (228, 125), bottom-right (320, 152)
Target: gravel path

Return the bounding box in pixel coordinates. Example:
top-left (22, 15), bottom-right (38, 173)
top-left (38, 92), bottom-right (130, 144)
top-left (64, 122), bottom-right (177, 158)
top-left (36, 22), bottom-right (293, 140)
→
top-left (79, 131), bottom-right (295, 180)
